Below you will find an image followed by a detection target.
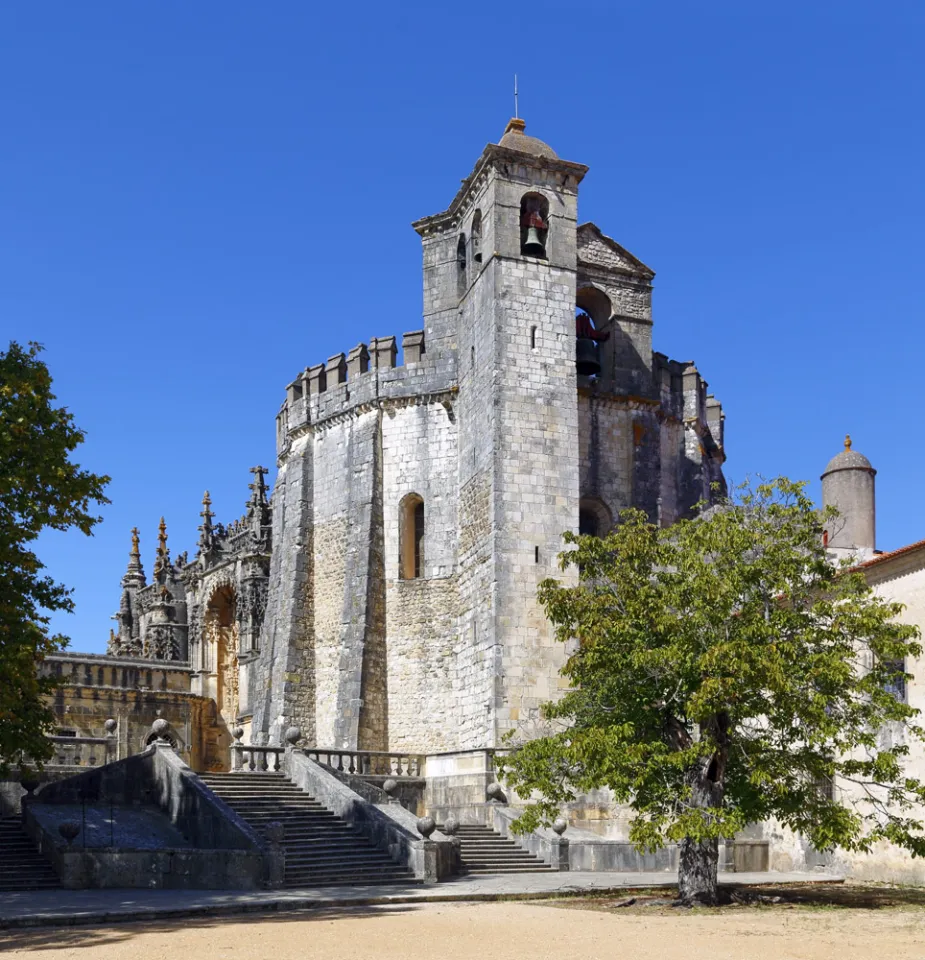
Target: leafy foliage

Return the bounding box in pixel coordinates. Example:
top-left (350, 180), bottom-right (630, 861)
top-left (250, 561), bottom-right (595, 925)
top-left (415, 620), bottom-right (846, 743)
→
top-left (498, 478), bottom-right (925, 895)
top-left (0, 342), bottom-right (109, 772)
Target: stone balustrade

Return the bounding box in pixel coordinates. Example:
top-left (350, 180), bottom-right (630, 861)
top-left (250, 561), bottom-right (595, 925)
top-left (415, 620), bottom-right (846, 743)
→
top-left (304, 747), bottom-right (425, 778)
top-left (47, 735), bottom-right (115, 768)
top-left (230, 744), bottom-right (284, 773)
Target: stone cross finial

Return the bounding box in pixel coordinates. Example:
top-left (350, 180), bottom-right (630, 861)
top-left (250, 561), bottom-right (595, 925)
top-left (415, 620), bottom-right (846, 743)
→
top-left (123, 526), bottom-right (144, 581)
top-left (247, 467), bottom-right (270, 527)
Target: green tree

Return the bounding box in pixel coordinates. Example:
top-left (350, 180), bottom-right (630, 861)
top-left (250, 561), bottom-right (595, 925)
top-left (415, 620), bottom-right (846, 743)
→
top-left (497, 479), bottom-right (925, 905)
top-left (0, 341), bottom-right (109, 772)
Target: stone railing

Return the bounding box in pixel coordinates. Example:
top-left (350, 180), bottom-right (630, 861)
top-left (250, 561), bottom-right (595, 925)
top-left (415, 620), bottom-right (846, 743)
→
top-left (231, 744), bottom-right (285, 773)
top-left (305, 747), bottom-right (425, 778)
top-left (47, 735), bottom-right (115, 768)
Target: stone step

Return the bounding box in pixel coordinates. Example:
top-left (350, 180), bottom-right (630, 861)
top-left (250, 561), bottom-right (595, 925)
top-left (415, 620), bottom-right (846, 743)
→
top-left (284, 854), bottom-right (399, 868)
top-left (201, 775), bottom-right (414, 886)
top-left (437, 821), bottom-right (551, 874)
top-left (285, 865), bottom-right (414, 883)
top-left (281, 874), bottom-right (412, 888)
top-left (0, 820), bottom-right (60, 889)
top-left (454, 850), bottom-right (536, 863)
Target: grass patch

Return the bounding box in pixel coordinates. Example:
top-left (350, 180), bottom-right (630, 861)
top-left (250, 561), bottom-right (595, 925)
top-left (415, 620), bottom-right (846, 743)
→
top-left (543, 882), bottom-right (925, 915)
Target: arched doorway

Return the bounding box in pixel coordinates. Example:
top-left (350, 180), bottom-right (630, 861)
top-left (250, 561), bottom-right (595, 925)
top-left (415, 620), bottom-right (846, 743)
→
top-left (203, 585), bottom-right (239, 771)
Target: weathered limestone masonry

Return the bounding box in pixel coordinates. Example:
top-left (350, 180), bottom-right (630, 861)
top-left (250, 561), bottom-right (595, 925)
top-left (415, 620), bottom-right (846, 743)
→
top-left (42, 118), bottom-right (725, 772)
top-left (249, 118), bottom-right (726, 754)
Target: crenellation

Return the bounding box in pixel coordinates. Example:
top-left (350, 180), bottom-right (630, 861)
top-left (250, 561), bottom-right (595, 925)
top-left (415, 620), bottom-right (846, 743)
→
top-left (325, 352), bottom-right (347, 385)
top-left (346, 342), bottom-right (370, 379)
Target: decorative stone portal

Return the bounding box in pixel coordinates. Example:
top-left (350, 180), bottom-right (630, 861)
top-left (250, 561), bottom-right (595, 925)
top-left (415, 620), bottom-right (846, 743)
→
top-left (203, 586), bottom-right (239, 771)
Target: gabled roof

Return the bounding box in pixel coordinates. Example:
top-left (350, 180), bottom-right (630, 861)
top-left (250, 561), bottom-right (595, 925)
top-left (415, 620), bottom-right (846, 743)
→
top-left (577, 222), bottom-right (655, 280)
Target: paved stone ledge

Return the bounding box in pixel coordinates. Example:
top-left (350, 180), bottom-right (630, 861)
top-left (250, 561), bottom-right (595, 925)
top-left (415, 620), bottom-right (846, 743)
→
top-left (0, 871), bottom-right (842, 930)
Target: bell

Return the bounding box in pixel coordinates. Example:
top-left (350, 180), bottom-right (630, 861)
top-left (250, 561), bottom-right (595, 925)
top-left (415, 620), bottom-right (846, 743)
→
top-left (523, 226), bottom-right (546, 257)
top-left (576, 337), bottom-right (601, 377)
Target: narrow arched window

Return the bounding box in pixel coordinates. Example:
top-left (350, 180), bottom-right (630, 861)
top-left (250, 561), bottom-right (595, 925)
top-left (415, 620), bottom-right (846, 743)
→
top-left (457, 234), bottom-right (467, 298)
top-left (400, 494), bottom-right (425, 579)
top-left (471, 210), bottom-right (483, 264)
top-left (530, 326), bottom-right (537, 349)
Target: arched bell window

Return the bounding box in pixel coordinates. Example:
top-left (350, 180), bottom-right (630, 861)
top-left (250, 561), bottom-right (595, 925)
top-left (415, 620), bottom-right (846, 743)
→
top-left (400, 493), bottom-right (425, 579)
top-left (575, 286), bottom-right (612, 378)
top-left (520, 192), bottom-right (549, 259)
top-left (579, 498), bottom-right (613, 538)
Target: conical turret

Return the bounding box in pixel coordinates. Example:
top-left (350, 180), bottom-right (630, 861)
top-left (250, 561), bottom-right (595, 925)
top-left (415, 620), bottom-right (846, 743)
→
top-left (822, 434), bottom-right (876, 556)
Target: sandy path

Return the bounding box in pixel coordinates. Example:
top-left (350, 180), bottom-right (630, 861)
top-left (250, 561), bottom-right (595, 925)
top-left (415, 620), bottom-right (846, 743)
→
top-left (2, 900), bottom-right (924, 960)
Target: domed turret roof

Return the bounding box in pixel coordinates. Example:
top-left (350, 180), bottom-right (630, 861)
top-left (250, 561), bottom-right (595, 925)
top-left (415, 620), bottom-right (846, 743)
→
top-left (822, 435), bottom-right (875, 476)
top-left (498, 118), bottom-right (558, 159)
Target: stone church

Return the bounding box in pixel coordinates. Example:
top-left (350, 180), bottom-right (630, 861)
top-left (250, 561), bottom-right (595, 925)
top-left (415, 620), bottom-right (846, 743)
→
top-left (43, 118), bottom-right (727, 773)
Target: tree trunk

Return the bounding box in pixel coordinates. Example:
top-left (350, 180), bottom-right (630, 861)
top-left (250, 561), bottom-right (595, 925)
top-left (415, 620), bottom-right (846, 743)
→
top-left (677, 755), bottom-right (723, 906)
top-left (678, 835), bottom-right (719, 906)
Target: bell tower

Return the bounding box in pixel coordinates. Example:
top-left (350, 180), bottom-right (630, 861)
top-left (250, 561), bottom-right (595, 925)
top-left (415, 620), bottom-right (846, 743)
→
top-left (414, 118), bottom-right (588, 746)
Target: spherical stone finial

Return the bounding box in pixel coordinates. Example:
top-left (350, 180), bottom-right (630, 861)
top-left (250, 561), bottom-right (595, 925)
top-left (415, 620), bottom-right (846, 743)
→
top-left (416, 816), bottom-right (436, 839)
top-left (104, 718), bottom-right (117, 734)
top-left (442, 815), bottom-right (460, 837)
top-left (284, 726), bottom-right (302, 746)
top-left (151, 718), bottom-right (170, 741)
top-left (232, 727), bottom-right (245, 742)
top-left (552, 817), bottom-right (568, 836)
top-left (486, 782), bottom-right (507, 803)
top-left (58, 821), bottom-right (80, 845)
top-left (264, 821), bottom-right (285, 845)
top-left (382, 778), bottom-right (399, 797)
top-left (20, 778), bottom-right (40, 795)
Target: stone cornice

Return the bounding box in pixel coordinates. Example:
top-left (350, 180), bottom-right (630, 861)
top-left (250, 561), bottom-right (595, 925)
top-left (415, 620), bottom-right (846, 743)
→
top-left (283, 388), bottom-right (458, 451)
top-left (413, 144), bottom-right (588, 238)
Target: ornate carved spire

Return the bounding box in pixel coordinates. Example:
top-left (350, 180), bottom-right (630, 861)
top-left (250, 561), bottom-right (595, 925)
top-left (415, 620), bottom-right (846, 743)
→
top-left (153, 517), bottom-right (171, 580)
top-left (198, 490), bottom-right (214, 552)
top-left (247, 466), bottom-right (270, 527)
top-left (120, 526), bottom-right (146, 588)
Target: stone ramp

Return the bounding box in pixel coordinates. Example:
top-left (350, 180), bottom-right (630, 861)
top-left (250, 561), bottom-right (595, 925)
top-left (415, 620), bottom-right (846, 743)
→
top-left (198, 772), bottom-right (415, 887)
top-left (0, 818), bottom-right (59, 891)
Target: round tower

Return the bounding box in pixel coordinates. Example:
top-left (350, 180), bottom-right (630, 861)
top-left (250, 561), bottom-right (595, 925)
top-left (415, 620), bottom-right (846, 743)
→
top-left (821, 435), bottom-right (876, 553)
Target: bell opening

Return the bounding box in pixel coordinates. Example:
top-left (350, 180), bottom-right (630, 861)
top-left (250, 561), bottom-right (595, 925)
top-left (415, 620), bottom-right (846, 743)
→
top-left (576, 338), bottom-right (601, 377)
top-left (520, 192), bottom-right (549, 259)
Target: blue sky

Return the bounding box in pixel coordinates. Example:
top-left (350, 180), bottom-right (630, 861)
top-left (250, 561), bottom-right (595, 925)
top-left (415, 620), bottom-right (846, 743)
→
top-left (3, 3), bottom-right (924, 653)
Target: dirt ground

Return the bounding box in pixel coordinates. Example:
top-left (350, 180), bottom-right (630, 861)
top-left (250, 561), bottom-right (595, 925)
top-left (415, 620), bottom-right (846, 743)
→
top-left (2, 887), bottom-right (925, 960)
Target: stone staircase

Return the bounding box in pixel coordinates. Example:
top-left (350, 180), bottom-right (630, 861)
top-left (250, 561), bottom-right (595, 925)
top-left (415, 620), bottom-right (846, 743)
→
top-left (0, 818), bottom-right (59, 891)
top-left (198, 772), bottom-right (416, 887)
top-left (448, 823), bottom-right (552, 875)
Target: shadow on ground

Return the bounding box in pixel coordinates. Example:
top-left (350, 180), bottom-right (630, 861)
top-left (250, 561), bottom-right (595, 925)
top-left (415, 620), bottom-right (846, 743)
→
top-left (0, 903), bottom-right (422, 953)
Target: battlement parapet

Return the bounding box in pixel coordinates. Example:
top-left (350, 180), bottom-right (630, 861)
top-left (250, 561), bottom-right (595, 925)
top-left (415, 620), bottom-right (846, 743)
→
top-left (277, 329), bottom-right (457, 451)
top-left (652, 352), bottom-right (723, 457)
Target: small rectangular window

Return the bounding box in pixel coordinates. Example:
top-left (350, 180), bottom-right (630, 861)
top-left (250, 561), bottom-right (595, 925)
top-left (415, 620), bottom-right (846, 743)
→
top-left (883, 658), bottom-right (907, 701)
